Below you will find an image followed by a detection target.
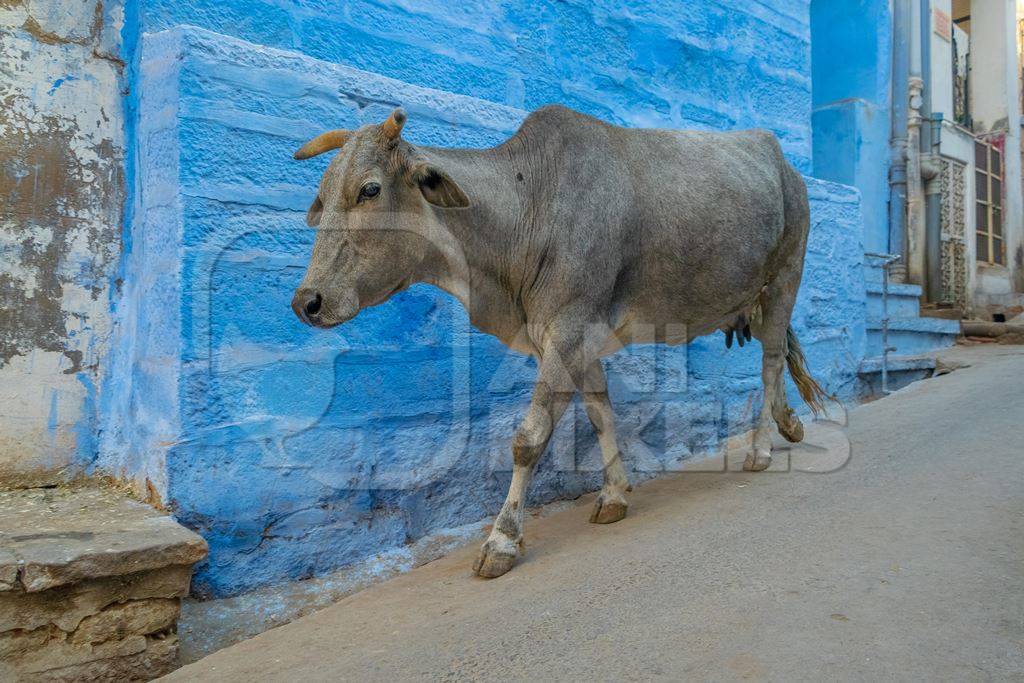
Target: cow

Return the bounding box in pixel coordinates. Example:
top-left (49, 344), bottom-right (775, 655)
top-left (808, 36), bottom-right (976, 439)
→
top-left (290, 105), bottom-right (827, 578)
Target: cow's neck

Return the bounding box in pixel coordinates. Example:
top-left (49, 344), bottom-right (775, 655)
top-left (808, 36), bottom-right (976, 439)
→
top-left (414, 146), bottom-right (531, 342)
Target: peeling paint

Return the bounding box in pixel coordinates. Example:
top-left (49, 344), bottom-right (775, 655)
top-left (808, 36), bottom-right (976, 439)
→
top-left (0, 2), bottom-right (126, 486)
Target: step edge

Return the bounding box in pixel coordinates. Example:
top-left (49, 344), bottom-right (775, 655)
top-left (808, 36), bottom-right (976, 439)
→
top-left (865, 282), bottom-right (923, 297)
top-left (858, 355), bottom-right (938, 374)
top-left (866, 318), bottom-right (961, 333)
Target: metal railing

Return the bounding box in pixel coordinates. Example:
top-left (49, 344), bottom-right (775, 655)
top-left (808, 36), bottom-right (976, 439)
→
top-left (865, 252), bottom-right (901, 394)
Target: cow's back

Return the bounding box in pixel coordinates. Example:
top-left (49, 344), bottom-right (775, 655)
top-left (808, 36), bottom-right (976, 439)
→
top-left (503, 106), bottom-right (801, 342)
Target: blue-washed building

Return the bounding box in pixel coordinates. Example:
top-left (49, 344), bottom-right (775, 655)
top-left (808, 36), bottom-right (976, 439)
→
top-left (2, 0), bottom-right (1018, 598)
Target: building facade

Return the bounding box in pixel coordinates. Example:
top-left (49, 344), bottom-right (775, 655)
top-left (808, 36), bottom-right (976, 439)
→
top-left (1, 0), bottom-right (1020, 598)
top-left (813, 0), bottom-right (1024, 317)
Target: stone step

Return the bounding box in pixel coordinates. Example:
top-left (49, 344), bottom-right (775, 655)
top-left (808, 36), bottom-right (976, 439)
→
top-left (862, 260), bottom-right (894, 283)
top-left (857, 354), bottom-right (937, 395)
top-left (865, 281), bottom-right (923, 320)
top-left (858, 354), bottom-right (937, 374)
top-left (866, 317), bottom-right (961, 356)
top-left (865, 280), bottom-right (923, 298)
top-left (0, 485), bottom-right (207, 681)
top-left (919, 304), bottom-right (966, 320)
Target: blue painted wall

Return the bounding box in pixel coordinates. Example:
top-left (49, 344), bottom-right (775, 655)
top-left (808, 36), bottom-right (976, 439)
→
top-left (98, 0), bottom-right (871, 598)
top-left (810, 0), bottom-right (893, 254)
top-left (137, 0), bottom-right (814, 172)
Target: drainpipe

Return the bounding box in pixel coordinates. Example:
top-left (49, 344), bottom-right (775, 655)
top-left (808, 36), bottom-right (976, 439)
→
top-left (917, 0), bottom-right (944, 303)
top-left (925, 113), bottom-right (944, 302)
top-left (889, 0), bottom-right (911, 283)
top-left (906, 0), bottom-right (926, 286)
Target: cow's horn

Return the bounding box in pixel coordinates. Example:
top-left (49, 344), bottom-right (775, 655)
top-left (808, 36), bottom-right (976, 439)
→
top-left (293, 129), bottom-right (351, 160)
top-left (379, 108), bottom-right (406, 141)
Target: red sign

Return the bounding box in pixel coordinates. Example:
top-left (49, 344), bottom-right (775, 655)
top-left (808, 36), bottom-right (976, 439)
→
top-left (934, 9), bottom-right (952, 42)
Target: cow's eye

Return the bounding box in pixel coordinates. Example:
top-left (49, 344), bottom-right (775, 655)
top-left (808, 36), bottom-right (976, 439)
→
top-left (358, 182), bottom-right (380, 202)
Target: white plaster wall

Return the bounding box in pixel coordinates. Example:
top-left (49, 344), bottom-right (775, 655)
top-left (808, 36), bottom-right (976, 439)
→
top-left (931, 0), bottom-right (955, 118)
top-left (941, 120), bottom-right (974, 162)
top-left (1001, 0), bottom-right (1023, 298)
top-left (0, 1), bottom-right (126, 487)
top-left (971, 0), bottom-right (1014, 132)
top-left (967, 0), bottom-right (1023, 305)
top-left (1013, 1), bottom-right (1024, 295)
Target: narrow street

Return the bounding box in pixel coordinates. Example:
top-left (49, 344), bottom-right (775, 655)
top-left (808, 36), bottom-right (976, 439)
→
top-left (165, 345), bottom-right (1024, 682)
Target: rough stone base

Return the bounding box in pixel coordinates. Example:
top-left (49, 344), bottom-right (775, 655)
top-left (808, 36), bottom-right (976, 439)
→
top-left (0, 486), bottom-right (207, 681)
top-left (4, 633), bottom-right (179, 683)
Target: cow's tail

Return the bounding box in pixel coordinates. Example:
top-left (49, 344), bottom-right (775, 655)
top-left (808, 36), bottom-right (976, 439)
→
top-left (785, 325), bottom-right (829, 415)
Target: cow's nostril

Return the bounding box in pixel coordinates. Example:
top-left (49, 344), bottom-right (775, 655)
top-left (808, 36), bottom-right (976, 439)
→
top-left (304, 292), bottom-right (322, 317)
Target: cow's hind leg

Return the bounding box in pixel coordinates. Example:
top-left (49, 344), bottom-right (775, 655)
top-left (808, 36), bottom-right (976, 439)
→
top-left (744, 278), bottom-right (801, 472)
top-left (772, 370), bottom-right (804, 443)
top-left (582, 361), bottom-right (630, 524)
top-left (747, 282), bottom-right (831, 469)
top-left (745, 329), bottom-right (787, 471)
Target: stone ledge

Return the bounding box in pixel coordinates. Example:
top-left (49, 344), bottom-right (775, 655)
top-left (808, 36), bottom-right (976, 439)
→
top-left (0, 486), bottom-right (207, 593)
top-left (0, 485), bottom-right (206, 681)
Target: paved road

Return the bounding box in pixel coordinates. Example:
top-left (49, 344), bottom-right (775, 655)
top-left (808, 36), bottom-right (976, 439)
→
top-left (166, 346), bottom-right (1024, 682)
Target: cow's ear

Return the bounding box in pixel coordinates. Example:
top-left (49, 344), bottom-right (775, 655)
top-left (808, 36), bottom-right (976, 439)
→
top-left (411, 164), bottom-right (470, 209)
top-left (306, 195), bottom-right (323, 227)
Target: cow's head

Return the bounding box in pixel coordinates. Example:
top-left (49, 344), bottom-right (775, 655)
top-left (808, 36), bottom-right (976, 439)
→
top-left (291, 109), bottom-right (469, 328)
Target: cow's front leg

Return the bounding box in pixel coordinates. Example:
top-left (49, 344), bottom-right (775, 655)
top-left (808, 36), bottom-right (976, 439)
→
top-left (582, 361), bottom-right (630, 524)
top-left (474, 338), bottom-right (579, 578)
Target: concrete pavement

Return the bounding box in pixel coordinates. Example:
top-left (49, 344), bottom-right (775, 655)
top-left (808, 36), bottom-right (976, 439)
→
top-left (165, 345), bottom-right (1024, 682)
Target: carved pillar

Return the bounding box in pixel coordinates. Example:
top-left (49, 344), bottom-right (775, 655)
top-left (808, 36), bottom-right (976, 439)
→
top-left (902, 76), bottom-right (924, 284)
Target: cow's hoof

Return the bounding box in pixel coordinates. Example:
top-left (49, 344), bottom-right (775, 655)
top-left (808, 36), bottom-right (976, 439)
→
top-left (589, 495), bottom-right (628, 524)
top-left (743, 450), bottom-right (772, 472)
top-left (473, 540), bottom-right (518, 578)
top-left (777, 414), bottom-right (804, 443)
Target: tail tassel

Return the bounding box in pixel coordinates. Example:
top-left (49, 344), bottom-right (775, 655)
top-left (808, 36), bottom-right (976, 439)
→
top-left (785, 326), bottom-right (832, 415)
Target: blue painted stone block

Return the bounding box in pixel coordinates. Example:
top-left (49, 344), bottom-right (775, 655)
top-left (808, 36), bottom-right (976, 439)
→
top-left (101, 25), bottom-right (863, 598)
top-left (866, 318), bottom-right (960, 357)
top-left (810, 0), bottom-right (892, 255)
top-left (865, 281), bottom-right (923, 320)
top-left (812, 99), bottom-right (891, 254)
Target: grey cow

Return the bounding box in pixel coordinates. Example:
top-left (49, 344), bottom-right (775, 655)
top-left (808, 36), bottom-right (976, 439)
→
top-left (291, 105), bottom-right (827, 578)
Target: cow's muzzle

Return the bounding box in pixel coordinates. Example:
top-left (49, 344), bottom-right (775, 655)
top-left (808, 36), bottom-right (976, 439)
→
top-left (292, 288), bottom-right (324, 327)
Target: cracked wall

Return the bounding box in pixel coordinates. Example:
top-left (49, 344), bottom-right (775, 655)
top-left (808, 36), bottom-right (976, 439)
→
top-left (0, 0), bottom-right (126, 487)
